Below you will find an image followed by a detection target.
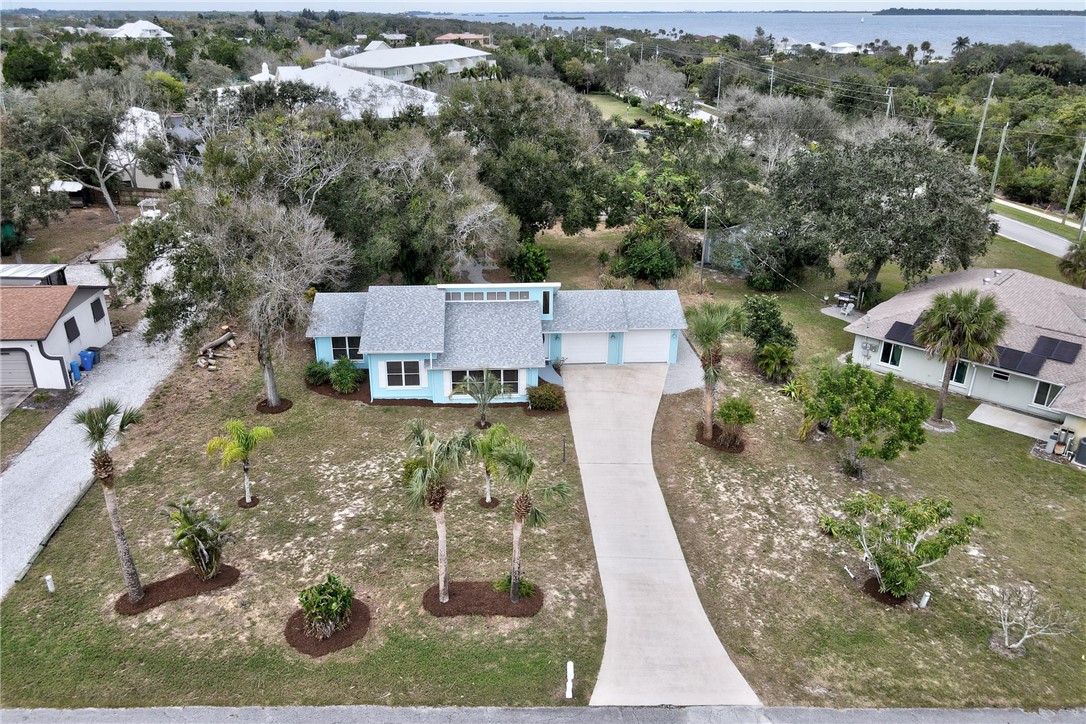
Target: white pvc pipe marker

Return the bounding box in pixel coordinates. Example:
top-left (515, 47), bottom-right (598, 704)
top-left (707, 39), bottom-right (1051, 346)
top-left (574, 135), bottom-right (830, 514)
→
top-left (44, 575), bottom-right (55, 593)
top-left (566, 660), bottom-right (574, 699)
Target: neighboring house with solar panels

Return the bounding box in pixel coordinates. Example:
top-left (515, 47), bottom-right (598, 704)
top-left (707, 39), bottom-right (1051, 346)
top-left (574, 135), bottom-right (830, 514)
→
top-left (844, 268), bottom-right (1086, 437)
top-left (305, 283), bottom-right (687, 404)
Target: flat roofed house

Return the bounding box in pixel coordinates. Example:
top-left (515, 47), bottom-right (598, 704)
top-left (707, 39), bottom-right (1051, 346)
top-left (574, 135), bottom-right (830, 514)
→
top-left (338, 44), bottom-right (495, 84)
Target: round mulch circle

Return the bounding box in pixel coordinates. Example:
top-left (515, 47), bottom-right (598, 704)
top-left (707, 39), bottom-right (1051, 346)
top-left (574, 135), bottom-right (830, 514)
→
top-left (923, 418), bottom-right (958, 434)
top-left (237, 496), bottom-right (260, 509)
top-left (860, 576), bottom-right (908, 607)
top-left (695, 422), bottom-right (745, 453)
top-left (422, 581), bottom-right (543, 617)
top-left (306, 381), bottom-right (371, 404)
top-left (284, 598), bottom-right (371, 658)
top-left (475, 420), bottom-right (492, 430)
top-left (115, 565), bottom-right (241, 615)
top-left (256, 398), bottom-right (293, 414)
top-left (479, 497), bottom-right (501, 509)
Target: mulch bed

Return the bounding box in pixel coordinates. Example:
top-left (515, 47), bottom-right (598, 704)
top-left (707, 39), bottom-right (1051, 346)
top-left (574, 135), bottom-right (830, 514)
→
top-left (860, 576), bottom-right (908, 607)
top-left (524, 406), bottom-right (567, 416)
top-left (284, 598), bottom-right (371, 658)
top-left (923, 418), bottom-right (958, 434)
top-left (422, 581), bottom-right (544, 617)
top-left (479, 497), bottom-right (501, 509)
top-left (306, 381), bottom-right (372, 404)
top-left (114, 565), bottom-right (241, 615)
top-left (237, 496), bottom-right (260, 509)
top-left (475, 420), bottom-right (492, 430)
top-left (695, 422), bottom-right (745, 453)
top-left (256, 398), bottom-right (293, 414)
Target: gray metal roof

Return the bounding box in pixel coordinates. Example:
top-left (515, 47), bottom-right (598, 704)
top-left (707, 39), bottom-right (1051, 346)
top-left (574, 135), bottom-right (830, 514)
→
top-left (543, 290), bottom-right (627, 333)
top-left (305, 293), bottom-right (368, 338)
top-left (432, 302), bottom-right (545, 370)
top-left (623, 291), bottom-right (687, 330)
top-left (0, 264), bottom-right (66, 281)
top-left (358, 286), bottom-right (445, 353)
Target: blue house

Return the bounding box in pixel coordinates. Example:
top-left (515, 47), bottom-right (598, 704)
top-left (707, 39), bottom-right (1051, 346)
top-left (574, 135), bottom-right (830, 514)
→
top-left (305, 282), bottom-right (687, 404)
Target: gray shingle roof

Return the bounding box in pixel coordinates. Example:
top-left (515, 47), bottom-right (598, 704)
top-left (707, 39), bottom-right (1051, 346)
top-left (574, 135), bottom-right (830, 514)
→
top-left (623, 291), bottom-right (688, 330)
top-left (432, 302), bottom-right (545, 370)
top-left (305, 293), bottom-right (368, 338)
top-left (543, 290), bottom-right (627, 333)
top-left (359, 286), bottom-right (446, 353)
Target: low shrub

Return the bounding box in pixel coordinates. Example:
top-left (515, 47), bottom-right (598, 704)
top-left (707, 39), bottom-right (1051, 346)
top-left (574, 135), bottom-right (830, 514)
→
top-left (304, 360), bottom-right (331, 386)
top-left (528, 383), bottom-right (565, 411)
top-left (715, 397), bottom-right (756, 449)
top-left (298, 574), bottom-right (354, 640)
top-left (756, 343), bottom-right (797, 383)
top-left (510, 242), bottom-right (550, 283)
top-left (330, 357), bottom-right (365, 394)
top-left (164, 500), bottom-right (235, 581)
top-left (597, 250), bottom-right (610, 266)
top-left (492, 574), bottom-right (536, 599)
top-left (402, 456), bottom-right (426, 487)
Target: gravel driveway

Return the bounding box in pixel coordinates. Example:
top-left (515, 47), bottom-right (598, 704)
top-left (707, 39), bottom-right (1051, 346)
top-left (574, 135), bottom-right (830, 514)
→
top-left (0, 322), bottom-right (181, 599)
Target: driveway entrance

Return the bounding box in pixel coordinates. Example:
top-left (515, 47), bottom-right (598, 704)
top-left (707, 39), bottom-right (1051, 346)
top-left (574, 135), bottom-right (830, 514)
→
top-left (563, 364), bottom-right (760, 706)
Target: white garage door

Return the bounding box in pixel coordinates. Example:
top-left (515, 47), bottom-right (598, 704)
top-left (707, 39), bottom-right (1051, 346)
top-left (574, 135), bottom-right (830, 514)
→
top-left (0, 349), bottom-right (34, 387)
top-left (561, 332), bottom-right (609, 364)
top-left (623, 329), bottom-right (671, 363)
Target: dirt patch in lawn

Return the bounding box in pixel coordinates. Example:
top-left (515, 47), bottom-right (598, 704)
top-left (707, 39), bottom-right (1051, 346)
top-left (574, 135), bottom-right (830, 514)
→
top-left (860, 577), bottom-right (908, 607)
top-left (479, 497), bottom-right (501, 509)
top-left (284, 598), bottom-right (371, 657)
top-left (2, 206), bottom-right (137, 266)
top-left (423, 581), bottom-right (544, 618)
top-left (695, 422), bottom-right (746, 453)
top-left (115, 565), bottom-right (241, 615)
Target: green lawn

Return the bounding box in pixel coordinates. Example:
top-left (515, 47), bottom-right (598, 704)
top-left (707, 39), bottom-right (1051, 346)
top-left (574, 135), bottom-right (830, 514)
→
top-left (585, 93), bottom-right (664, 127)
top-left (992, 201), bottom-right (1082, 245)
top-left (0, 407), bottom-right (59, 472)
top-left (0, 345), bottom-right (605, 707)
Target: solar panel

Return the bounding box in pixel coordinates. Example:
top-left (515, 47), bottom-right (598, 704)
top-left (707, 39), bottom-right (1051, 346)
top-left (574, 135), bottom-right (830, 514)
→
top-left (1052, 341), bottom-right (1082, 364)
top-left (1016, 353), bottom-right (1046, 377)
top-left (999, 348), bottom-right (1024, 371)
top-left (1030, 336), bottom-right (1059, 358)
top-left (885, 321), bottom-right (916, 346)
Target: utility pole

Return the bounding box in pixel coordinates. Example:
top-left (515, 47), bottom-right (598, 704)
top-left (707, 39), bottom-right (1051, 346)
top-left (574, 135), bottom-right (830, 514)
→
top-left (989, 122), bottom-right (1010, 200)
top-left (700, 206), bottom-right (709, 284)
top-left (885, 86), bottom-right (894, 118)
top-left (716, 58), bottom-right (723, 106)
top-left (768, 66), bottom-right (775, 97)
top-left (1078, 207), bottom-right (1085, 241)
top-left (640, 40), bottom-right (643, 62)
top-left (970, 74), bottom-right (996, 170)
top-left (1062, 135), bottom-right (1086, 225)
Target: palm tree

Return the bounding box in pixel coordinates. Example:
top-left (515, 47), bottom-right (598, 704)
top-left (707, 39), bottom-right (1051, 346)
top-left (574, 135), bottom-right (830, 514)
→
top-left (905, 44), bottom-right (917, 64)
top-left (405, 420), bottom-right (476, 603)
top-left (414, 69), bottom-right (433, 87)
top-left (685, 301), bottom-right (746, 441)
top-left (920, 40), bottom-right (933, 64)
top-left (493, 440), bottom-right (570, 603)
top-left (1058, 239), bottom-right (1086, 288)
top-left (474, 422), bottom-right (511, 505)
top-left (454, 370), bottom-right (506, 428)
top-left (755, 343), bottom-right (796, 384)
top-left (952, 36), bottom-right (971, 56)
top-left (913, 288), bottom-right (1008, 422)
top-left (74, 398), bottom-right (145, 603)
top-left (207, 420), bottom-right (274, 506)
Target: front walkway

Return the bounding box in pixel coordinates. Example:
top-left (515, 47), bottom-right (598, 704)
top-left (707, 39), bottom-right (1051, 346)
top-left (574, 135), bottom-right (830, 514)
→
top-left (563, 364), bottom-right (760, 706)
top-left (967, 403), bottom-right (1056, 440)
top-left (0, 323), bottom-right (181, 598)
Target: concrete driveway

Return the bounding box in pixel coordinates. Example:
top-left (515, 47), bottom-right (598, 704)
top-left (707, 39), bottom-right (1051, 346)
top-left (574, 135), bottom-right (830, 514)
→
top-left (563, 364), bottom-right (761, 707)
top-left (992, 214), bottom-right (1071, 258)
top-left (1, 387), bottom-right (34, 420)
top-left (0, 322), bottom-right (181, 599)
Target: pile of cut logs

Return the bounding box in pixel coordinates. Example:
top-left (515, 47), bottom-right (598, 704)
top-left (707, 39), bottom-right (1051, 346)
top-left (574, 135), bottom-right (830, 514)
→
top-left (195, 326), bottom-right (237, 372)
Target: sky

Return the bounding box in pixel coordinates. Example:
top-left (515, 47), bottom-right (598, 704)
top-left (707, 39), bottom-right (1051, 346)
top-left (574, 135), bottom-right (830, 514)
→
top-left (5, 0), bottom-right (1085, 12)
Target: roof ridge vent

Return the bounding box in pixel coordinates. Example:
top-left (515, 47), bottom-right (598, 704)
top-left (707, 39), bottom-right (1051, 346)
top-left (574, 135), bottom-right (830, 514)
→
top-left (993, 270), bottom-right (1015, 285)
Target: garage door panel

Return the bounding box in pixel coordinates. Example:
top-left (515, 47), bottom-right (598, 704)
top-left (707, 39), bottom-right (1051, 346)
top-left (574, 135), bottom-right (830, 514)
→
top-left (623, 330), bottom-right (670, 363)
top-left (561, 333), bottom-right (608, 364)
top-left (0, 349), bottom-right (34, 387)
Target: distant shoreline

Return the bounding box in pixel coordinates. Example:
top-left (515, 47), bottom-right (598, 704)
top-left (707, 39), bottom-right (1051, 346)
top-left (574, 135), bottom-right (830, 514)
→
top-left (448, 9), bottom-right (1085, 17)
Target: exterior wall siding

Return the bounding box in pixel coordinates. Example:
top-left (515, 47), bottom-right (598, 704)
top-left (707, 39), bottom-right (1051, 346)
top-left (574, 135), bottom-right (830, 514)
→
top-left (42, 292), bottom-right (113, 368)
top-left (608, 332), bottom-right (623, 365)
top-left (2, 340), bottom-right (68, 389)
top-left (669, 329), bottom-right (680, 363)
top-left (366, 353), bottom-right (439, 400)
top-left (314, 337), bottom-right (333, 363)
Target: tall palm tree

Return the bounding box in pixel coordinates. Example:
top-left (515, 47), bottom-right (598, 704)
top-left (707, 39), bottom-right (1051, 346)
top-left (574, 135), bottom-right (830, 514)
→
top-left (1058, 239), bottom-right (1086, 288)
top-left (913, 288), bottom-right (1008, 422)
top-left (474, 422), bottom-right (511, 505)
top-left (405, 420), bottom-right (476, 604)
top-left (952, 36), bottom-right (971, 55)
top-left (493, 440), bottom-right (570, 603)
top-left (207, 420), bottom-right (274, 505)
top-left (74, 398), bottom-right (144, 603)
top-left (685, 301), bottom-right (746, 441)
top-left (920, 40), bottom-right (933, 64)
top-left (414, 69), bottom-right (433, 88)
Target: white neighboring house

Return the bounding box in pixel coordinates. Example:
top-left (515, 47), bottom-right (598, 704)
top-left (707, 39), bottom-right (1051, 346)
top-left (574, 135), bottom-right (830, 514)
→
top-left (611, 37), bottom-right (636, 49)
top-left (109, 107), bottom-right (182, 191)
top-left (363, 40), bottom-right (391, 52)
top-left (103, 20), bottom-right (173, 39)
top-left (830, 42), bottom-right (859, 55)
top-left (338, 43), bottom-right (495, 83)
top-left (266, 64), bottom-right (440, 119)
top-left (381, 32), bottom-right (408, 46)
top-left (0, 285), bottom-right (113, 389)
top-left (844, 268), bottom-right (1086, 439)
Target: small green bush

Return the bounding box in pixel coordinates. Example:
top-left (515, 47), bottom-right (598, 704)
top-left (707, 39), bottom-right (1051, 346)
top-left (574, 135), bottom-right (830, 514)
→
top-left (510, 241), bottom-right (550, 283)
top-left (528, 383), bottom-right (565, 411)
top-left (330, 357), bottom-right (365, 394)
top-left (597, 250), bottom-right (610, 266)
top-left (492, 574), bottom-right (536, 599)
top-left (741, 295), bottom-right (798, 351)
top-left (164, 500), bottom-right (235, 581)
top-left (298, 574), bottom-right (354, 640)
top-left (715, 397), bottom-right (756, 449)
top-left (304, 286), bottom-right (317, 304)
top-left (401, 456), bottom-right (425, 488)
top-left (304, 360), bottom-right (331, 386)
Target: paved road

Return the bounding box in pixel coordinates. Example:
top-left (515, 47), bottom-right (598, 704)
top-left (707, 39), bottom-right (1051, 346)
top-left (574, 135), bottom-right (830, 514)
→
top-left (992, 214), bottom-right (1071, 258)
top-left (4, 706), bottom-right (1082, 723)
top-left (0, 323), bottom-right (181, 599)
top-left (563, 364), bottom-right (760, 707)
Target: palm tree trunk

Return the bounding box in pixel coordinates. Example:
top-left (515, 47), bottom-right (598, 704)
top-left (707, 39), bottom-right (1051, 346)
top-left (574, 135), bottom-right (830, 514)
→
top-left (257, 336), bottom-right (281, 408)
top-left (434, 507), bottom-right (450, 603)
top-left (510, 517), bottom-right (524, 604)
top-left (103, 483), bottom-right (144, 603)
top-left (702, 379), bottom-right (715, 441)
top-left (483, 464), bottom-right (492, 504)
top-left (242, 459), bottom-right (252, 503)
top-left (935, 359), bottom-right (955, 421)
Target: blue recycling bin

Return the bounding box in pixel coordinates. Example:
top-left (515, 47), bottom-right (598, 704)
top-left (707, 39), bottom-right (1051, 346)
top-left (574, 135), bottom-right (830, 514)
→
top-left (79, 350), bottom-right (95, 371)
top-left (70, 361), bottom-right (81, 382)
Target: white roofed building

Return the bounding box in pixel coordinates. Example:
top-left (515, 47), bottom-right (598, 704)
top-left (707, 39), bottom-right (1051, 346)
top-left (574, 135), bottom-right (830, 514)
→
top-left (104, 20), bottom-right (173, 39)
top-left (339, 43), bottom-right (494, 84)
top-left (271, 64), bottom-right (440, 119)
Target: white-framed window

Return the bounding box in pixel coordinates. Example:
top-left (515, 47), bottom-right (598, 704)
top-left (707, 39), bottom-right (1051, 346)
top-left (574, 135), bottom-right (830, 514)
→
top-left (951, 360), bottom-right (968, 385)
top-left (386, 360), bottom-right (422, 387)
top-left (463, 291), bottom-right (484, 301)
top-left (486, 291), bottom-right (507, 301)
top-left (445, 291), bottom-right (462, 301)
top-left (992, 371), bottom-right (1010, 382)
top-left (509, 291), bottom-right (530, 300)
top-left (331, 336), bottom-right (364, 361)
top-left (451, 369), bottom-right (519, 394)
top-left (1033, 381), bottom-right (1063, 407)
top-left (879, 342), bottom-right (902, 367)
